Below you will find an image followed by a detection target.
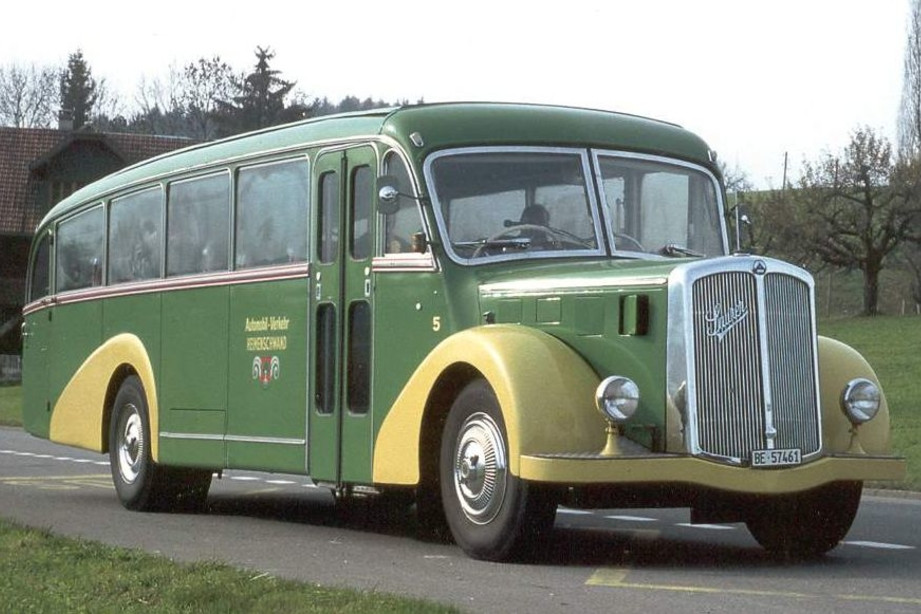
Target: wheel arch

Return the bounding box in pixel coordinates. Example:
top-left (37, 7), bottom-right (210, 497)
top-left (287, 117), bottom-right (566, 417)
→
top-left (817, 335), bottom-right (892, 455)
top-left (49, 333), bottom-right (160, 461)
top-left (372, 325), bottom-right (603, 485)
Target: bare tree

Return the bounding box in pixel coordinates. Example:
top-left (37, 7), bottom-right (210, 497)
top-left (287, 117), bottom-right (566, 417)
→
top-left (0, 62), bottom-right (58, 128)
top-left (178, 56), bottom-right (237, 140)
top-left (901, 0), bottom-right (921, 156)
top-left (795, 127), bottom-right (921, 315)
top-left (128, 57), bottom-right (237, 139)
top-left (130, 68), bottom-right (187, 135)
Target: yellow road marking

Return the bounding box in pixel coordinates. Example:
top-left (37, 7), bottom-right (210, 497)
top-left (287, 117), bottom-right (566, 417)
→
top-left (586, 566), bottom-right (921, 605)
top-left (586, 568), bottom-right (631, 586)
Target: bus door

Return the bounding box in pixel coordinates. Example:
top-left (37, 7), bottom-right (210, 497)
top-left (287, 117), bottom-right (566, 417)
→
top-left (309, 146), bottom-right (376, 485)
top-left (21, 232), bottom-right (52, 437)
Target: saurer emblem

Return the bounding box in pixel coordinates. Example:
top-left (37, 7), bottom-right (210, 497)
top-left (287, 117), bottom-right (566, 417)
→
top-left (704, 300), bottom-right (749, 342)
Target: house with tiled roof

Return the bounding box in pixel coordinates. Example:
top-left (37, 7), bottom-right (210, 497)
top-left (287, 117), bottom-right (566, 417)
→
top-left (0, 125), bottom-right (194, 356)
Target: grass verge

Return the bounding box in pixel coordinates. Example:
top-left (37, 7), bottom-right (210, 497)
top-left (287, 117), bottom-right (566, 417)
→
top-left (819, 316), bottom-right (921, 490)
top-left (0, 518), bottom-right (459, 614)
top-left (0, 384), bottom-right (21, 426)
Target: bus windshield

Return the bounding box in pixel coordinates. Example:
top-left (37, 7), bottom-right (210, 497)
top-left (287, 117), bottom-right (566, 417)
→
top-left (428, 149), bottom-right (604, 262)
top-left (595, 153), bottom-right (725, 258)
top-left (428, 148), bottom-right (725, 262)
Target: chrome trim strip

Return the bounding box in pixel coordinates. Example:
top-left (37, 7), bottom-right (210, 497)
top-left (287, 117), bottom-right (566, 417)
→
top-left (481, 275), bottom-right (667, 297)
top-left (754, 272), bottom-right (776, 450)
top-left (160, 432), bottom-right (224, 441)
top-left (40, 263), bottom-right (311, 308)
top-left (160, 432), bottom-right (306, 446)
top-left (372, 253), bottom-right (437, 272)
top-left (224, 435), bottom-right (306, 446)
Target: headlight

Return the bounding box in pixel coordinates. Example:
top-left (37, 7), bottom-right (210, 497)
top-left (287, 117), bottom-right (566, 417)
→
top-left (840, 378), bottom-right (881, 425)
top-left (595, 376), bottom-right (639, 424)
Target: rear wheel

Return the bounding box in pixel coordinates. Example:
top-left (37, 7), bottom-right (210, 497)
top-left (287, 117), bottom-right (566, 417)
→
top-left (745, 481), bottom-right (862, 559)
top-left (439, 379), bottom-right (556, 561)
top-left (109, 375), bottom-right (211, 512)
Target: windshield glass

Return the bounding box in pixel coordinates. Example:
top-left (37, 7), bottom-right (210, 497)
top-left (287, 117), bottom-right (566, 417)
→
top-left (596, 154), bottom-right (724, 257)
top-left (427, 149), bottom-right (603, 262)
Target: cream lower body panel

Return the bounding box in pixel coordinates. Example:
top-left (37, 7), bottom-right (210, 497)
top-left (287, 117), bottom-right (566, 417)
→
top-left (519, 452), bottom-right (906, 494)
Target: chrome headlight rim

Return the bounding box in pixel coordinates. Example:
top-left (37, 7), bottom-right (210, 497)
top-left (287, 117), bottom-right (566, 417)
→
top-left (595, 376), bottom-right (640, 424)
top-left (840, 377), bottom-right (881, 425)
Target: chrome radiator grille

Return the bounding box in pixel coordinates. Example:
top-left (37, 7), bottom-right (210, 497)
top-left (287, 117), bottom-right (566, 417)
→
top-left (687, 265), bottom-right (821, 463)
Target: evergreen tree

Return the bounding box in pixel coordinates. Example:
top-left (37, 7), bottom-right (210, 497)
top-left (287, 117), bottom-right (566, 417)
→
top-left (59, 50), bottom-right (98, 130)
top-left (212, 47), bottom-right (309, 136)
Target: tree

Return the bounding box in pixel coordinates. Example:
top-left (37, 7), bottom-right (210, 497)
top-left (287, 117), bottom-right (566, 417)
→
top-left (59, 50), bottom-right (98, 130)
top-left (901, 0), bottom-right (921, 156)
top-left (0, 62), bottom-right (58, 127)
top-left (794, 127), bottom-right (921, 315)
top-left (211, 47), bottom-right (310, 137)
top-left (178, 56), bottom-right (237, 140)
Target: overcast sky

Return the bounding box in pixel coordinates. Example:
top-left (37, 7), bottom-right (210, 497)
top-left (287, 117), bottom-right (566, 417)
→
top-left (3, 1), bottom-right (910, 188)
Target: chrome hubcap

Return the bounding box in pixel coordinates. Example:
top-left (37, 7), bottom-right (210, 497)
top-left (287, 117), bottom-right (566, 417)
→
top-left (117, 405), bottom-right (144, 484)
top-left (453, 412), bottom-right (507, 524)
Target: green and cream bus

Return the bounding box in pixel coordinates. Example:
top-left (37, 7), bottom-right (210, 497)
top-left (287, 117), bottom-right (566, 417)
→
top-left (21, 103), bottom-right (905, 561)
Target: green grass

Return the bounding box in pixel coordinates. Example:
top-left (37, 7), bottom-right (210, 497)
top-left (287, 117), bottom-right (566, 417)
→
top-left (0, 384), bottom-right (21, 426)
top-left (818, 315), bottom-right (921, 490)
top-left (0, 518), bottom-right (459, 614)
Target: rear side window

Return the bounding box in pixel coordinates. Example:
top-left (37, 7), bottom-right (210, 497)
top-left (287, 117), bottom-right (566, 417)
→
top-left (167, 173), bottom-right (230, 276)
top-left (109, 187), bottom-right (163, 283)
top-left (56, 205), bottom-right (104, 292)
top-left (236, 160), bottom-right (309, 269)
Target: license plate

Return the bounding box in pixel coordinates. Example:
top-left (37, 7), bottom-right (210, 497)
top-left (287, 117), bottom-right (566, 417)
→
top-left (751, 448), bottom-right (802, 468)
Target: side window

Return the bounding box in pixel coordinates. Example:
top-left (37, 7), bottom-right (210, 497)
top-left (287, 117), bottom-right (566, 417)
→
top-left (28, 232), bottom-right (51, 301)
top-left (236, 160), bottom-right (309, 269)
top-left (347, 301), bottom-right (370, 414)
top-left (350, 166), bottom-right (373, 260)
top-left (318, 171), bottom-right (339, 263)
top-left (167, 173), bottom-right (230, 276)
top-left (56, 205), bottom-right (104, 292)
top-left (109, 187), bottom-right (163, 283)
top-left (382, 152), bottom-right (423, 254)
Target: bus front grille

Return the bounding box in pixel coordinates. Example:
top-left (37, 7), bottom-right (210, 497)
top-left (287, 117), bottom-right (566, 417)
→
top-left (686, 265), bottom-right (821, 464)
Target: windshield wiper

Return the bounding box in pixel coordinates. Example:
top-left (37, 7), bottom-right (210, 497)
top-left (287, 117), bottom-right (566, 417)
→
top-left (658, 243), bottom-right (703, 258)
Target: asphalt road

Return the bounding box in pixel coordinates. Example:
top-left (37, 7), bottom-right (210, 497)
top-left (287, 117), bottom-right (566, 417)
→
top-left (2, 426), bottom-right (920, 613)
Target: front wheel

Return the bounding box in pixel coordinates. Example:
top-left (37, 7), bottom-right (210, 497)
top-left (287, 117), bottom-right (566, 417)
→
top-left (439, 379), bottom-right (556, 561)
top-left (745, 481), bottom-right (862, 559)
top-left (109, 375), bottom-right (211, 512)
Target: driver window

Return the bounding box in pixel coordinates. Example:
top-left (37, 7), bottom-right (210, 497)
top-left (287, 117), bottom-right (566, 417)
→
top-left (382, 151), bottom-right (423, 254)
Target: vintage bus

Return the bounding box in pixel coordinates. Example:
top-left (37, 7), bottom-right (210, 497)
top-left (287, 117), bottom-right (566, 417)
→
top-left (21, 103), bottom-right (905, 561)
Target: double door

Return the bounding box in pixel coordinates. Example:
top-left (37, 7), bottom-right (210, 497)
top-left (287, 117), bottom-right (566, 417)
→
top-left (309, 146), bottom-right (377, 484)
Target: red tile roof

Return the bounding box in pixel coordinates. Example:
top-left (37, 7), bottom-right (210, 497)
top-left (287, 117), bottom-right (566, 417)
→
top-left (0, 127), bottom-right (193, 235)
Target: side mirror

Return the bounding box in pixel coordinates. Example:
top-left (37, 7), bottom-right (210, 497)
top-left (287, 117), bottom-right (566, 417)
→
top-left (731, 203), bottom-right (754, 254)
top-left (377, 175), bottom-right (403, 215)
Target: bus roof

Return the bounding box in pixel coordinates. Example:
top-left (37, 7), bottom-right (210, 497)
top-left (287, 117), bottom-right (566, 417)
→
top-left (38, 102), bottom-right (715, 230)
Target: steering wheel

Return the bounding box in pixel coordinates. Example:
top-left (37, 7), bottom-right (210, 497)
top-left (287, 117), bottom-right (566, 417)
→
top-left (473, 224), bottom-right (563, 258)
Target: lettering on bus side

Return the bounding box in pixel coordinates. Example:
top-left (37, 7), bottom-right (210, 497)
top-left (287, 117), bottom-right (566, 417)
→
top-left (245, 315), bottom-right (290, 386)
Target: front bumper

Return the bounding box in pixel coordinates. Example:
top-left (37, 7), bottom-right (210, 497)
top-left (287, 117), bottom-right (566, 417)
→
top-left (519, 451), bottom-right (906, 494)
